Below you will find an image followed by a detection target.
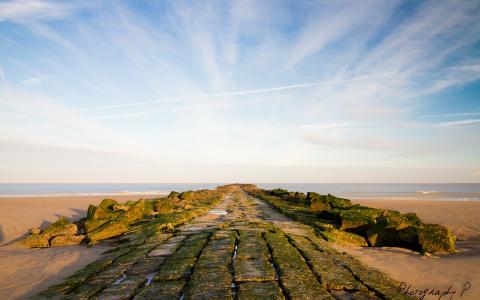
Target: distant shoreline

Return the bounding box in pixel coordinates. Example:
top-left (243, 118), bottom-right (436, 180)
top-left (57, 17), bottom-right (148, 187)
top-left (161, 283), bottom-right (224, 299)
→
top-left (0, 192), bottom-right (169, 198)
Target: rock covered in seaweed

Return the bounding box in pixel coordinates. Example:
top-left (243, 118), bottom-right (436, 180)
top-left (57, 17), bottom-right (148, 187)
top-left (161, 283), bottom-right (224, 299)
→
top-left (247, 187), bottom-right (456, 254)
top-left (12, 216), bottom-right (84, 248)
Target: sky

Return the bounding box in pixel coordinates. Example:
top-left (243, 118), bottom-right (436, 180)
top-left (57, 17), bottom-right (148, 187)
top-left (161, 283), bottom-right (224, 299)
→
top-left (0, 0), bottom-right (479, 183)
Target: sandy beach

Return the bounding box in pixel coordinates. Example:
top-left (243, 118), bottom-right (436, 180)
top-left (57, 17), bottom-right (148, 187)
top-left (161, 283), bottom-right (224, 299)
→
top-left (0, 194), bottom-right (158, 300)
top-left (333, 199), bottom-right (480, 300)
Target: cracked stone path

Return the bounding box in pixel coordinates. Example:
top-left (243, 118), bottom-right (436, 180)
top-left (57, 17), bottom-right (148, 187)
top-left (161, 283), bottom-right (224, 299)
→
top-left (35, 187), bottom-right (412, 300)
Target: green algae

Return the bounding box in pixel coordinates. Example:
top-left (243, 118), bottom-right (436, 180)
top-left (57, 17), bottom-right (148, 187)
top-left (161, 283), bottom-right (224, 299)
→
top-left (126, 257), bottom-right (165, 275)
top-left (185, 266), bottom-right (233, 300)
top-left (237, 281), bottom-right (285, 300)
top-left (50, 234), bottom-right (85, 246)
top-left (133, 280), bottom-right (186, 300)
top-left (154, 257), bottom-right (196, 281)
top-left (234, 258), bottom-right (275, 282)
top-left (94, 275), bottom-right (146, 300)
top-left (418, 224), bottom-right (456, 253)
top-left (32, 258), bottom-right (113, 299)
top-left (288, 235), bottom-right (365, 291)
top-left (315, 224), bottom-right (368, 247)
top-left (87, 219), bottom-right (129, 245)
top-left (99, 199), bottom-right (119, 210)
top-left (264, 232), bottom-right (333, 299)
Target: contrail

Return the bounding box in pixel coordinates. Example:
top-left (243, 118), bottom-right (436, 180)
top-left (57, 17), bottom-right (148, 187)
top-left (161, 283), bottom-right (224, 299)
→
top-left (71, 75), bottom-right (372, 113)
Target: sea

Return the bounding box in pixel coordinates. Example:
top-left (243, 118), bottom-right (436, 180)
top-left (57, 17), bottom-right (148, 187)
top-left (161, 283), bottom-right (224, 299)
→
top-left (0, 183), bottom-right (479, 201)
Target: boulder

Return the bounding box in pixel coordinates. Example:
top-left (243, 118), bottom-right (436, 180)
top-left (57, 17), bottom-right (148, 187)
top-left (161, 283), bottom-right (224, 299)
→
top-left (338, 209), bottom-right (381, 232)
top-left (16, 234), bottom-right (50, 248)
top-left (307, 192), bottom-right (352, 209)
top-left (87, 204), bottom-right (97, 219)
top-left (42, 217), bottom-right (78, 238)
top-left (315, 223), bottom-right (368, 247)
top-left (310, 199), bottom-right (331, 212)
top-left (417, 224), bottom-right (456, 254)
top-left (366, 212), bottom-right (423, 247)
top-left (154, 199), bottom-right (176, 213)
top-left (98, 199), bottom-right (118, 210)
top-left (50, 235), bottom-right (85, 247)
top-left (118, 199), bottom-right (145, 223)
top-left (87, 219), bottom-right (129, 244)
top-left (29, 227), bottom-right (42, 235)
top-left (112, 204), bottom-right (130, 211)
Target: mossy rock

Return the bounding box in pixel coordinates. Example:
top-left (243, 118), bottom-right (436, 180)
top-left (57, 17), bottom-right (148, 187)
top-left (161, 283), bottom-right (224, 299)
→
top-left (418, 224), bottom-right (455, 254)
top-left (154, 257), bottom-right (196, 281)
top-left (87, 219), bottom-right (129, 244)
top-left (237, 281), bottom-right (285, 300)
top-left (234, 258), bottom-right (275, 282)
top-left (118, 199), bottom-right (145, 223)
top-left (50, 234), bottom-right (85, 247)
top-left (310, 199), bottom-right (331, 212)
top-left (89, 205), bottom-right (113, 220)
top-left (112, 204), bottom-right (130, 211)
top-left (307, 192), bottom-right (351, 209)
top-left (42, 216), bottom-right (78, 238)
top-left (98, 198), bottom-right (118, 210)
top-left (29, 227), bottom-right (42, 235)
top-left (316, 224), bottom-right (368, 247)
top-left (338, 209), bottom-right (381, 232)
top-left (185, 266), bottom-right (232, 300)
top-left (15, 234), bottom-right (50, 248)
top-left (87, 204), bottom-right (97, 218)
top-left (366, 212), bottom-right (423, 247)
top-left (134, 280), bottom-right (186, 300)
top-left (154, 198), bottom-right (176, 213)
top-left (96, 275), bottom-right (146, 299)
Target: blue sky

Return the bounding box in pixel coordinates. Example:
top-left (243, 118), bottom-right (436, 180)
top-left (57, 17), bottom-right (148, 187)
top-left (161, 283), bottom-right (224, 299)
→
top-left (0, 0), bottom-right (479, 183)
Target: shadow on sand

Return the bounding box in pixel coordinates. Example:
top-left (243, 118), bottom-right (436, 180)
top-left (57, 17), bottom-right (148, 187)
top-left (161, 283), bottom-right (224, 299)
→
top-left (7, 207), bottom-right (105, 299)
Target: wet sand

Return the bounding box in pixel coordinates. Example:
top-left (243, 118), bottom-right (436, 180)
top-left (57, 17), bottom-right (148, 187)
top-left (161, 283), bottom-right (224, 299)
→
top-left (0, 194), bottom-right (158, 299)
top-left (334, 199), bottom-right (480, 300)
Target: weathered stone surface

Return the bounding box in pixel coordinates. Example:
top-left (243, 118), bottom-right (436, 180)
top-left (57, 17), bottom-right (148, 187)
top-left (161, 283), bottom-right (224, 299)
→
top-left (134, 280), bottom-right (186, 300)
top-left (115, 245), bottom-right (154, 266)
top-left (50, 234), bottom-right (85, 247)
top-left (237, 231), bottom-right (270, 260)
top-left (238, 281), bottom-right (285, 300)
top-left (185, 266), bottom-right (232, 300)
top-left (112, 204), bottom-right (130, 212)
top-left (16, 234), bottom-right (50, 248)
top-left (87, 220), bottom-right (129, 244)
top-left (316, 224), bottom-right (368, 247)
top-left (154, 257), bottom-right (196, 281)
top-left (126, 257), bottom-right (165, 275)
top-left (264, 232), bottom-right (333, 299)
top-left (94, 275), bottom-right (146, 300)
top-left (148, 242), bottom-right (181, 257)
top-left (289, 235), bottom-right (365, 291)
top-left (172, 238), bottom-right (207, 259)
top-left (118, 200), bottom-right (145, 223)
top-left (235, 258), bottom-right (275, 282)
top-left (42, 217), bottom-right (78, 237)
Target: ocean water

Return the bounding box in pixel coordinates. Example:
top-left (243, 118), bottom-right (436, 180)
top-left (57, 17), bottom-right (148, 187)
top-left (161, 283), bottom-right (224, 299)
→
top-left (0, 183), bottom-right (479, 200)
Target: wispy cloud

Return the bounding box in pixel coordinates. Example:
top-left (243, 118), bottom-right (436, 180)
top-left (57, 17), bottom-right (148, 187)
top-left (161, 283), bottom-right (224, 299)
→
top-left (0, 0), bottom-right (94, 22)
top-left (438, 119), bottom-right (480, 127)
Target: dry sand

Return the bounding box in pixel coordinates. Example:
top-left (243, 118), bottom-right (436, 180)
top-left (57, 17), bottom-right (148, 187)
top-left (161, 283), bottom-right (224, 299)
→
top-left (0, 194), bottom-right (158, 300)
top-left (333, 199), bottom-right (480, 300)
